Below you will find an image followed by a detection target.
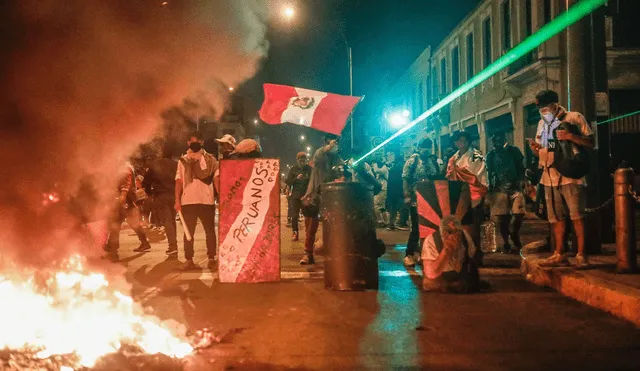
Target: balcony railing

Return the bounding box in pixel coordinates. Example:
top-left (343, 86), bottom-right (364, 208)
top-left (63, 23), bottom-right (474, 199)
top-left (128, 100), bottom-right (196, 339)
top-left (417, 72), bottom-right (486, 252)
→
top-left (507, 50), bottom-right (538, 75)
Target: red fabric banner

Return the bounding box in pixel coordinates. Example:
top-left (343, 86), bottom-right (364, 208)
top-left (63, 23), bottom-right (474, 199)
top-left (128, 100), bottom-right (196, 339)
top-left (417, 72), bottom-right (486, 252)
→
top-left (218, 159), bottom-right (280, 283)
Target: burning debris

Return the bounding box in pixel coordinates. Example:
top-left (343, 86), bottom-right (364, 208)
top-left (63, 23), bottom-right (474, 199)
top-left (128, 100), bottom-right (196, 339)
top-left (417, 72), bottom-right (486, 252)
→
top-left (0, 255), bottom-right (193, 370)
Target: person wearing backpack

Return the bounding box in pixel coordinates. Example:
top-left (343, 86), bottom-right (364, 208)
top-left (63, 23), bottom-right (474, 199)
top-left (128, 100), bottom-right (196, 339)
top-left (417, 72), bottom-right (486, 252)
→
top-left (486, 132), bottom-right (526, 254)
top-left (402, 138), bottom-right (441, 267)
top-left (528, 90), bottom-right (594, 269)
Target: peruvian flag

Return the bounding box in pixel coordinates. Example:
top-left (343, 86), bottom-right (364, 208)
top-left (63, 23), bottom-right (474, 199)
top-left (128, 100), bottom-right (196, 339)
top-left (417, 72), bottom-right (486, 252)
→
top-left (259, 83), bottom-right (362, 135)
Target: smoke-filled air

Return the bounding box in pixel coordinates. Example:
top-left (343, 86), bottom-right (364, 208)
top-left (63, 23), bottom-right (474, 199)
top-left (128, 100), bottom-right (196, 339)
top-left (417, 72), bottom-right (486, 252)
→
top-left (0, 0), bottom-right (269, 266)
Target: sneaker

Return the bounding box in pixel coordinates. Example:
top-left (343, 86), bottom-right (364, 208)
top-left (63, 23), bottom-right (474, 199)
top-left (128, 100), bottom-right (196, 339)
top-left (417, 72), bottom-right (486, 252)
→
top-left (575, 254), bottom-right (590, 270)
top-left (182, 259), bottom-right (198, 270)
top-left (413, 252), bottom-right (422, 265)
top-left (403, 255), bottom-right (416, 267)
top-left (300, 254), bottom-right (315, 265)
top-left (291, 231), bottom-right (299, 242)
top-left (397, 225), bottom-right (410, 231)
top-left (166, 246), bottom-right (178, 256)
top-left (538, 253), bottom-right (570, 267)
top-left (133, 242), bottom-right (151, 253)
top-left (386, 225), bottom-right (397, 231)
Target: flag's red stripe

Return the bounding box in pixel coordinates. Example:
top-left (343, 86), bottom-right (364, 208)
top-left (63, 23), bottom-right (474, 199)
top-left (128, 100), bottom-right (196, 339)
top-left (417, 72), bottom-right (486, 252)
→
top-left (417, 191), bottom-right (441, 228)
top-left (310, 93), bottom-right (361, 135)
top-left (259, 84), bottom-right (297, 124)
top-left (218, 160), bottom-right (255, 243)
top-left (236, 174), bottom-right (281, 283)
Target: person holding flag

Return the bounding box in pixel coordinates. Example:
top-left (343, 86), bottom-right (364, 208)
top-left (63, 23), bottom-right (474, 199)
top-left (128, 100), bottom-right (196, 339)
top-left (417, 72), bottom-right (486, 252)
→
top-left (446, 131), bottom-right (488, 263)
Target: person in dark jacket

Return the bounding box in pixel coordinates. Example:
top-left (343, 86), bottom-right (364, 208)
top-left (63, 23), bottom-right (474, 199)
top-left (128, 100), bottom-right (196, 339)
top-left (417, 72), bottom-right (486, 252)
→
top-left (285, 152), bottom-right (312, 242)
top-left (300, 135), bottom-right (342, 265)
top-left (143, 146), bottom-right (179, 256)
top-left (386, 152), bottom-right (406, 231)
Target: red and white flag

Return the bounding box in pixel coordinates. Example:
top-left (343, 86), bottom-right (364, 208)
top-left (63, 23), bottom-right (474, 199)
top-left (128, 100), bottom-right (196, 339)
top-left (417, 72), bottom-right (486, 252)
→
top-left (259, 83), bottom-right (362, 135)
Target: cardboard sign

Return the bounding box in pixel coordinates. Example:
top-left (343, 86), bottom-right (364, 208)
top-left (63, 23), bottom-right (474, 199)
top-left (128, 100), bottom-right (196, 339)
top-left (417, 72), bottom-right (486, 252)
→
top-left (416, 180), bottom-right (471, 238)
top-left (219, 159), bottom-right (280, 283)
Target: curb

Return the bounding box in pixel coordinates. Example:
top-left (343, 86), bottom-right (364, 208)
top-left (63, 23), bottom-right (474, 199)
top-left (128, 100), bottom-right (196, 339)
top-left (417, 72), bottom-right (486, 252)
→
top-left (521, 249), bottom-right (640, 327)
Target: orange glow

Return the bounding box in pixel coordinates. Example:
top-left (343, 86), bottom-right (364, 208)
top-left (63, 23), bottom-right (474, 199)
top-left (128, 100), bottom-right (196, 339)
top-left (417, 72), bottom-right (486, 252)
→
top-left (0, 255), bottom-right (193, 368)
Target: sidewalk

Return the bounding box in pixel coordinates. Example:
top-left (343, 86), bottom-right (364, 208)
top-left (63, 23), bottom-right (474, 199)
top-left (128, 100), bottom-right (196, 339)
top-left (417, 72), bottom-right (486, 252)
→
top-left (522, 244), bottom-right (640, 327)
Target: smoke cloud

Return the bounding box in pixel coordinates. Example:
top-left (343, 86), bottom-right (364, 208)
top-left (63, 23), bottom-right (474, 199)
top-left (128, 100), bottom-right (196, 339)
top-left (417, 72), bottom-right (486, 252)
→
top-left (0, 0), bottom-right (268, 266)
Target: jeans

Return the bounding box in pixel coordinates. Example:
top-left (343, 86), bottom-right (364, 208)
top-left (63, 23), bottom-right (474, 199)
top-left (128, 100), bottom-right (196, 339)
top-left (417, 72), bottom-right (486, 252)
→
top-left (154, 193), bottom-right (177, 249)
top-left (407, 206), bottom-right (420, 256)
top-left (181, 204), bottom-right (216, 260)
top-left (304, 216), bottom-right (320, 254)
top-left (107, 203), bottom-right (148, 251)
top-left (289, 197), bottom-right (303, 232)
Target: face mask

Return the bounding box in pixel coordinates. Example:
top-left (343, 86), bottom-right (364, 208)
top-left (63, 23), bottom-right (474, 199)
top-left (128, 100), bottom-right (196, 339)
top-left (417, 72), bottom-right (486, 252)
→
top-left (329, 146), bottom-right (339, 154)
top-left (189, 142), bottom-right (202, 152)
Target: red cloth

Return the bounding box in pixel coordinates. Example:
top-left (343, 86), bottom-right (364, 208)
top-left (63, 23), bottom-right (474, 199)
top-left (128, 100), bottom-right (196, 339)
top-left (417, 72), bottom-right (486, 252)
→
top-left (259, 84), bottom-right (361, 135)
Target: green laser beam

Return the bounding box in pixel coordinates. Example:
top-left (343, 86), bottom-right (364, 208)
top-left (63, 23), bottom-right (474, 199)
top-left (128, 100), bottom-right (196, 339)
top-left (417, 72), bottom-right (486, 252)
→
top-left (354, 0), bottom-right (607, 165)
top-left (596, 110), bottom-right (640, 125)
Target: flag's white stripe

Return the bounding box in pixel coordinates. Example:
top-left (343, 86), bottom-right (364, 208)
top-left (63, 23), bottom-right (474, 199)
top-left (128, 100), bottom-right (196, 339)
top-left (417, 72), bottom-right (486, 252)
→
top-left (280, 88), bottom-right (327, 127)
top-left (219, 160), bottom-right (277, 282)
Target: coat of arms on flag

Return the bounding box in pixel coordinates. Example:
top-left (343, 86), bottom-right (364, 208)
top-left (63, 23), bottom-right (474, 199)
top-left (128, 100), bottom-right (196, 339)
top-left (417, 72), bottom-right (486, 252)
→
top-left (416, 180), bottom-right (472, 238)
top-left (259, 83), bottom-right (361, 135)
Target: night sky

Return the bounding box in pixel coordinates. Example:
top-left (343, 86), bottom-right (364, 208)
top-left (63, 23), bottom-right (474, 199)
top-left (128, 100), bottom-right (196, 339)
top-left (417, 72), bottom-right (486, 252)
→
top-left (238, 0), bottom-right (480, 166)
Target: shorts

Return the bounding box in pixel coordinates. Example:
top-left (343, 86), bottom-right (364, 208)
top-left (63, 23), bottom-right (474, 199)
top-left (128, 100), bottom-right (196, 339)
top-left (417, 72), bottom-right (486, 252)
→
top-left (487, 191), bottom-right (525, 216)
top-left (544, 184), bottom-right (586, 224)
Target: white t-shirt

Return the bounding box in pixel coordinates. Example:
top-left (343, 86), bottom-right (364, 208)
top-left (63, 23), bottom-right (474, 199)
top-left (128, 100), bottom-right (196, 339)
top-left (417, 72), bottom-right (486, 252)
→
top-left (535, 109), bottom-right (593, 187)
top-left (421, 231), bottom-right (477, 274)
top-left (175, 151), bottom-right (216, 206)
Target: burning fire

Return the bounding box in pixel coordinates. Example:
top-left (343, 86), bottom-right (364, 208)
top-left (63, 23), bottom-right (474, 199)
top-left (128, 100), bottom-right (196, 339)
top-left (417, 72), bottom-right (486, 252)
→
top-left (0, 255), bottom-right (193, 369)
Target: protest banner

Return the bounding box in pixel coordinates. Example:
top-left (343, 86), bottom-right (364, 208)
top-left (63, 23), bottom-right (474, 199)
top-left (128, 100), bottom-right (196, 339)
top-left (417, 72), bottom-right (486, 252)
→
top-left (218, 159), bottom-right (280, 283)
top-left (416, 180), bottom-right (472, 238)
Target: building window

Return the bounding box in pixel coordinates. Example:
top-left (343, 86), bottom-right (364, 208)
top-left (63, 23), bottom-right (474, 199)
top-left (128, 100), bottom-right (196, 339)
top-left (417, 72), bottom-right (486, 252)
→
top-left (483, 17), bottom-right (492, 68)
top-left (502, 0), bottom-right (511, 51)
top-left (525, 0), bottom-right (533, 37)
top-left (451, 46), bottom-right (460, 89)
top-left (543, 0), bottom-right (552, 25)
top-left (431, 66), bottom-right (437, 101)
top-left (466, 32), bottom-right (474, 80)
top-left (440, 58), bottom-right (447, 94)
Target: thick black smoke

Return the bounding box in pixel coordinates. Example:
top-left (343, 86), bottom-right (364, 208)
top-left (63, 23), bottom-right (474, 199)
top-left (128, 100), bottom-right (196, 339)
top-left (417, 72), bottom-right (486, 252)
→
top-left (0, 0), bottom-right (268, 266)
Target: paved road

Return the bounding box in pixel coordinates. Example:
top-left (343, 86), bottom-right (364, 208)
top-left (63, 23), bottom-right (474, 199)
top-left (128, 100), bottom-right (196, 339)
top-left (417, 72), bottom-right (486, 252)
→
top-left (112, 200), bottom-right (640, 370)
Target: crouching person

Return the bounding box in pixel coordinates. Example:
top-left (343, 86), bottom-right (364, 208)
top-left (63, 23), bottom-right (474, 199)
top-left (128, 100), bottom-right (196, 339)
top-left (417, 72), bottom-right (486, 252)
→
top-left (422, 215), bottom-right (480, 293)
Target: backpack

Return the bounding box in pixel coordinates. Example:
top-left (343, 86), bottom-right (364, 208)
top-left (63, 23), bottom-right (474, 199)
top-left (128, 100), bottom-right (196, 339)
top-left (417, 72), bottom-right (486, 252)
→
top-left (552, 120), bottom-right (590, 179)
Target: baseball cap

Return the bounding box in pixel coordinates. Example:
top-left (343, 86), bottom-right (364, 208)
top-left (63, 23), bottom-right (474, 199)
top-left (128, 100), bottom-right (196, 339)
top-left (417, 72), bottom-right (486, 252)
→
top-left (215, 134), bottom-right (237, 147)
top-left (233, 139), bottom-right (260, 154)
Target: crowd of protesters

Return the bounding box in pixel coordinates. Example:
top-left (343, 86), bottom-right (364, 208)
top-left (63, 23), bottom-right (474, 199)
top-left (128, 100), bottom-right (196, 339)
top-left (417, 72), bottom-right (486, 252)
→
top-left (68, 88), bottom-right (594, 291)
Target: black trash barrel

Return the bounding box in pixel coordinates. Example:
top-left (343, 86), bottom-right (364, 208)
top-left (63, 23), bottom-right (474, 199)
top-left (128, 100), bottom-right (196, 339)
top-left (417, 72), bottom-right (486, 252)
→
top-left (320, 182), bottom-right (379, 291)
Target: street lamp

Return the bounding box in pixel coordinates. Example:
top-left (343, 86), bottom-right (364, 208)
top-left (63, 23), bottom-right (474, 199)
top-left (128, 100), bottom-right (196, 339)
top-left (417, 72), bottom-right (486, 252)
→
top-left (300, 135), bottom-right (305, 141)
top-left (281, 5), bottom-right (354, 149)
top-left (283, 6), bottom-right (295, 20)
top-left (254, 119), bottom-right (258, 125)
top-left (228, 86), bottom-right (234, 92)
top-left (388, 110), bottom-right (409, 128)
top-left (306, 146), bottom-right (311, 151)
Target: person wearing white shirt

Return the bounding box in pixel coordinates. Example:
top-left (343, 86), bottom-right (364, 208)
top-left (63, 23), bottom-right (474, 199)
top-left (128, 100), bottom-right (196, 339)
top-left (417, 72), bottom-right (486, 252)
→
top-left (528, 90), bottom-right (594, 269)
top-left (174, 132), bottom-right (218, 270)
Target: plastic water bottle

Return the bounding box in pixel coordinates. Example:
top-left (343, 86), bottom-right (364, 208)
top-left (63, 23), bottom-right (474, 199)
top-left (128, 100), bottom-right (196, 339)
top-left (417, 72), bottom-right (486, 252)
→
top-left (480, 221), bottom-right (497, 253)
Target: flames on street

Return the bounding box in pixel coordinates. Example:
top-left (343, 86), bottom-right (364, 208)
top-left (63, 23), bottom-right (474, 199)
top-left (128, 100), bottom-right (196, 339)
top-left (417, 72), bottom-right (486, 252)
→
top-left (0, 255), bottom-right (193, 370)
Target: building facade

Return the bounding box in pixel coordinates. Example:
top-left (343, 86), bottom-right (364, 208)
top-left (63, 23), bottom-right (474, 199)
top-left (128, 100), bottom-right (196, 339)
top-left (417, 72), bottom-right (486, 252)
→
top-left (387, 0), bottom-right (640, 166)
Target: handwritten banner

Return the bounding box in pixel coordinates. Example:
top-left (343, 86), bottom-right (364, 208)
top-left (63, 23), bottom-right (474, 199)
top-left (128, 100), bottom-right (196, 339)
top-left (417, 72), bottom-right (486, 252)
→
top-left (219, 159), bottom-right (280, 283)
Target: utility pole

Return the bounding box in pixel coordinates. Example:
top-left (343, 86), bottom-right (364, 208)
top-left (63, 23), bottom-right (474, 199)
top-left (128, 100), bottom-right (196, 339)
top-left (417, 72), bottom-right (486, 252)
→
top-left (592, 5), bottom-right (613, 243)
top-left (566, 0), bottom-right (601, 254)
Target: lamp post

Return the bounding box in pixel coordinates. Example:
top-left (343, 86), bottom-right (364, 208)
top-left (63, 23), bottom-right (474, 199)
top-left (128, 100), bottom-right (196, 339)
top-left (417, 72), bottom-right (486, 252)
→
top-left (282, 5), bottom-right (354, 149)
